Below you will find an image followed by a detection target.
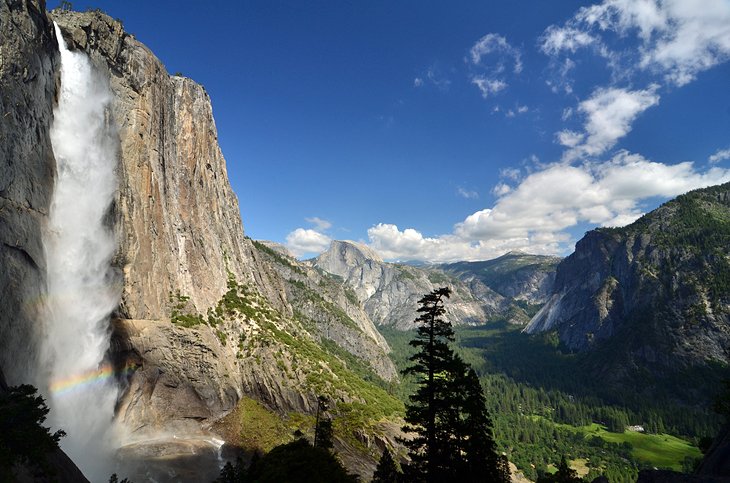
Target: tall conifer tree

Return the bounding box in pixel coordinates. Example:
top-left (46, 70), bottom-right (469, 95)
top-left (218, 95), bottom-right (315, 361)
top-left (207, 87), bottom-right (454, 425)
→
top-left (401, 287), bottom-right (507, 482)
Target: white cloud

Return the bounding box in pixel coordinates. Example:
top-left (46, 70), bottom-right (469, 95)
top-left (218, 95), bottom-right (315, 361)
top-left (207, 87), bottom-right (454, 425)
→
top-left (285, 228), bottom-right (332, 258)
top-left (471, 76), bottom-right (507, 98)
top-left (413, 77), bottom-right (423, 87)
top-left (365, 152), bottom-right (730, 263)
top-left (305, 216), bottom-right (332, 231)
top-left (709, 148), bottom-right (730, 164)
top-left (470, 33), bottom-right (523, 72)
top-left (500, 167), bottom-right (522, 181)
top-left (468, 33), bottom-right (522, 99)
top-left (457, 187), bottom-right (479, 199)
top-left (540, 25), bottom-right (598, 55)
top-left (426, 66), bottom-right (451, 90)
top-left (492, 183), bottom-right (512, 197)
top-left (545, 0), bottom-right (730, 86)
top-left (506, 105), bottom-right (529, 118)
top-left (556, 130), bottom-right (585, 148)
top-left (562, 85), bottom-right (660, 160)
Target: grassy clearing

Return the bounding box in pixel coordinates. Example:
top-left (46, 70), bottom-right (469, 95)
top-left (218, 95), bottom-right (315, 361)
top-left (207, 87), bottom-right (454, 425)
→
top-left (587, 425), bottom-right (701, 470)
top-left (559, 421), bottom-right (701, 471)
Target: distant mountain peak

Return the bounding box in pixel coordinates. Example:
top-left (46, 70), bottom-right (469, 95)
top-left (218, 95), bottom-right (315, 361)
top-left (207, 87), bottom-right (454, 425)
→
top-left (325, 240), bottom-right (384, 264)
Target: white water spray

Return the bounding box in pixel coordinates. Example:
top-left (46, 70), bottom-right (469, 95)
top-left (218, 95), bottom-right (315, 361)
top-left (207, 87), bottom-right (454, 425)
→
top-left (42, 23), bottom-right (121, 480)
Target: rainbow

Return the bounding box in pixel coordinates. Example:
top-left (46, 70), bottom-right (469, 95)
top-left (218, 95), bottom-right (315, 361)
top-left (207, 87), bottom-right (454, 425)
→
top-left (50, 363), bottom-right (137, 397)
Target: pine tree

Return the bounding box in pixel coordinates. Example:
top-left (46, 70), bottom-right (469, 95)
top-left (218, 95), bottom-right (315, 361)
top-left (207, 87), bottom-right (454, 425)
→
top-left (314, 396), bottom-right (334, 450)
top-left (401, 287), bottom-right (506, 482)
top-left (372, 447), bottom-right (400, 483)
top-left (401, 287), bottom-right (456, 480)
top-left (458, 367), bottom-right (508, 483)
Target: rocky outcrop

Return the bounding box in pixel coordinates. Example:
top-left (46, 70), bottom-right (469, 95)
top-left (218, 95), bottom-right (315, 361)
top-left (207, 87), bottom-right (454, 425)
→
top-left (0, 0), bottom-right (58, 386)
top-left (525, 183), bottom-right (730, 371)
top-left (313, 240), bottom-right (492, 329)
top-left (111, 319), bottom-right (242, 438)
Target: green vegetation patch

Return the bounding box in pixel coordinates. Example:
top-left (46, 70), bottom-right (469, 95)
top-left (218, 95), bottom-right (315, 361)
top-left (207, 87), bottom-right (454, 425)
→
top-left (236, 397), bottom-right (293, 453)
top-left (578, 424), bottom-right (701, 471)
top-left (251, 239), bottom-right (305, 275)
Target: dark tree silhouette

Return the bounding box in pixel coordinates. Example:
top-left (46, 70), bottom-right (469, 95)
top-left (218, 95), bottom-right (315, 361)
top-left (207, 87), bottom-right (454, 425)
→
top-left (458, 367), bottom-right (509, 482)
top-left (401, 287), bottom-right (455, 480)
top-left (401, 287), bottom-right (507, 482)
top-left (372, 447), bottom-right (400, 483)
top-left (314, 396), bottom-right (334, 450)
top-left (0, 384), bottom-right (65, 480)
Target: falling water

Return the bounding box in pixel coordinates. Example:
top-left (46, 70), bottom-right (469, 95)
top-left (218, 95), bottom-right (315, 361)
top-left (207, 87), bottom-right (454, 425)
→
top-left (41, 23), bottom-right (121, 480)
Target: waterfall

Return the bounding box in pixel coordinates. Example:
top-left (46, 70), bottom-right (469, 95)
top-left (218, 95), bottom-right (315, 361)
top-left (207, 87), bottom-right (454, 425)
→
top-left (42, 22), bottom-right (121, 480)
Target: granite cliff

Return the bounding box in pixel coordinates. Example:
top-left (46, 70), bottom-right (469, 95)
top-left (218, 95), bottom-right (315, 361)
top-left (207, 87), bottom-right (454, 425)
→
top-left (525, 183), bottom-right (730, 391)
top-left (1, 4), bottom-right (401, 480)
top-left (0, 0), bottom-right (58, 386)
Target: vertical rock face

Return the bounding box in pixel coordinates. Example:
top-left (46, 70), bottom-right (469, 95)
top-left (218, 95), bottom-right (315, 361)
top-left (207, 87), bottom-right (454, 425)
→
top-left (49, 14), bottom-right (399, 470)
top-left (0, 0), bottom-right (58, 385)
top-left (49, 10), bottom-right (295, 440)
top-left (52, 10), bottom-right (288, 322)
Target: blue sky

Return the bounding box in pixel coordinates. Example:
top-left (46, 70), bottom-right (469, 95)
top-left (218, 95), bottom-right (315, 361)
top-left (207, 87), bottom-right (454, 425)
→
top-left (50, 0), bottom-right (730, 262)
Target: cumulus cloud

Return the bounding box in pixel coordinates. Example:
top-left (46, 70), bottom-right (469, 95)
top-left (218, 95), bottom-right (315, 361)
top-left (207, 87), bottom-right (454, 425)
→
top-left (709, 148), bottom-right (730, 164)
top-left (285, 228), bottom-right (332, 258)
top-left (544, 0), bottom-right (730, 86)
top-left (561, 85), bottom-right (660, 160)
top-left (366, 152), bottom-right (730, 263)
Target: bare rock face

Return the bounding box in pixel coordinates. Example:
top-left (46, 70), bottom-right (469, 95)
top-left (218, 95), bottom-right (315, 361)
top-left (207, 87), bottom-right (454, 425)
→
top-left (313, 240), bottom-right (492, 329)
top-left (111, 319), bottom-right (242, 438)
top-left (0, 0), bottom-right (58, 385)
top-left (51, 11), bottom-right (288, 322)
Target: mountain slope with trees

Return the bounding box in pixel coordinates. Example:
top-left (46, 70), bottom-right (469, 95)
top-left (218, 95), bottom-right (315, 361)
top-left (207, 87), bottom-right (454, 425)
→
top-left (526, 182), bottom-right (730, 404)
